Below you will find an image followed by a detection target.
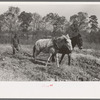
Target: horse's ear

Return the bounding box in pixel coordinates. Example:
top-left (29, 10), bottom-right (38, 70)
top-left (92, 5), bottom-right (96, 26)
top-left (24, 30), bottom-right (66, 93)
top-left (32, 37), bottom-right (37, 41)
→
top-left (66, 34), bottom-right (70, 39)
top-left (66, 34), bottom-right (68, 36)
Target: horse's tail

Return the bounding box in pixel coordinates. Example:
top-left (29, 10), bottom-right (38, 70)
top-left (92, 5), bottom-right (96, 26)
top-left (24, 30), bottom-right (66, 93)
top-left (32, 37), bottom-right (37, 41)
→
top-left (33, 45), bottom-right (36, 58)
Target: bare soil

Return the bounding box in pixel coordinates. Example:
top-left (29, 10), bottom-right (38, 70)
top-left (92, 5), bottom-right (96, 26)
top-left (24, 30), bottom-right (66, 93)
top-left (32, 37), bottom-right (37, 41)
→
top-left (0, 44), bottom-right (100, 81)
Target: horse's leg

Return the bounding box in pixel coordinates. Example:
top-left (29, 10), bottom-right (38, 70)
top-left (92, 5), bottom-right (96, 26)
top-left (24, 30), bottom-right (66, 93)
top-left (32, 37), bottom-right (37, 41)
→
top-left (51, 54), bottom-right (56, 62)
top-left (59, 54), bottom-right (65, 64)
top-left (45, 53), bottom-right (52, 67)
top-left (56, 53), bottom-right (59, 67)
top-left (33, 45), bottom-right (36, 58)
top-left (34, 50), bottom-right (40, 61)
top-left (33, 51), bottom-right (36, 61)
top-left (68, 54), bottom-right (71, 66)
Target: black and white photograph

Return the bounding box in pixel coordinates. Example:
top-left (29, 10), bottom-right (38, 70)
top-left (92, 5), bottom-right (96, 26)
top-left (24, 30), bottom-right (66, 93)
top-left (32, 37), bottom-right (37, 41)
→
top-left (0, 2), bottom-right (100, 82)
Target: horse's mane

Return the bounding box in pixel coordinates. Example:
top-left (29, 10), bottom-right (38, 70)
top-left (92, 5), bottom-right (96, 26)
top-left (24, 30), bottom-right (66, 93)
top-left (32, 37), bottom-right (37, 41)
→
top-left (70, 34), bottom-right (81, 40)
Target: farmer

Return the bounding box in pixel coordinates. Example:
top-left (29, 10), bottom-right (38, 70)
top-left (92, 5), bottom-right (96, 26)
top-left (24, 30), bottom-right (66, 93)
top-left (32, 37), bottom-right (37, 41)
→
top-left (11, 33), bottom-right (20, 55)
top-left (71, 20), bottom-right (79, 33)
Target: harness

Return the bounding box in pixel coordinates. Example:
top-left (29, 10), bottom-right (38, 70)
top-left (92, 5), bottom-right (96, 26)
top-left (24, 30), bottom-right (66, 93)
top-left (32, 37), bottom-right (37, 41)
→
top-left (52, 38), bottom-right (59, 50)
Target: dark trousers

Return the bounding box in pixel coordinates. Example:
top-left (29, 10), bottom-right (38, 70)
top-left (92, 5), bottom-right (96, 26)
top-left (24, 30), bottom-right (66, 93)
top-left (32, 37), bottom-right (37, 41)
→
top-left (12, 45), bottom-right (19, 54)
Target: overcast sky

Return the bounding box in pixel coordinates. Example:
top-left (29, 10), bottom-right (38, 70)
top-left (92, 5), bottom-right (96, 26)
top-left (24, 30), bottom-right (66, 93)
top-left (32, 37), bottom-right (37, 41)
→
top-left (0, 2), bottom-right (100, 24)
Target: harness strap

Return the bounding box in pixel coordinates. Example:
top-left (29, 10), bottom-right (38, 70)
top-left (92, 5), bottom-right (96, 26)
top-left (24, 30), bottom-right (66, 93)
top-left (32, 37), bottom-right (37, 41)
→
top-left (52, 38), bottom-right (59, 50)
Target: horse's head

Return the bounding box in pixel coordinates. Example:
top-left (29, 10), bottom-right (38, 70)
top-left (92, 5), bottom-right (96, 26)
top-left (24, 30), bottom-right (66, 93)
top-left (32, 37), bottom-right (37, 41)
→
top-left (54, 34), bottom-right (72, 52)
top-left (76, 34), bottom-right (83, 49)
top-left (65, 34), bottom-right (73, 51)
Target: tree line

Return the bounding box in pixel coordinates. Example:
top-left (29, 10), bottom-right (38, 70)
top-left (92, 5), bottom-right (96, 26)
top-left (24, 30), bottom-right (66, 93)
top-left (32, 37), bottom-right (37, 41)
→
top-left (0, 6), bottom-right (99, 44)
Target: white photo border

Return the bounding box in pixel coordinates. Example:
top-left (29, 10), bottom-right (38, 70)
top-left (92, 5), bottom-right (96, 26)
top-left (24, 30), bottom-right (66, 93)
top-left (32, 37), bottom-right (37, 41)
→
top-left (0, 1), bottom-right (100, 99)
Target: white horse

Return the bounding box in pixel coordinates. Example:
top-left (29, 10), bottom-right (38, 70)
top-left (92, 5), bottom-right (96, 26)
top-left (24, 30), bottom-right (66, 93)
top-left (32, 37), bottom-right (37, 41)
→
top-left (33, 34), bottom-right (72, 67)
